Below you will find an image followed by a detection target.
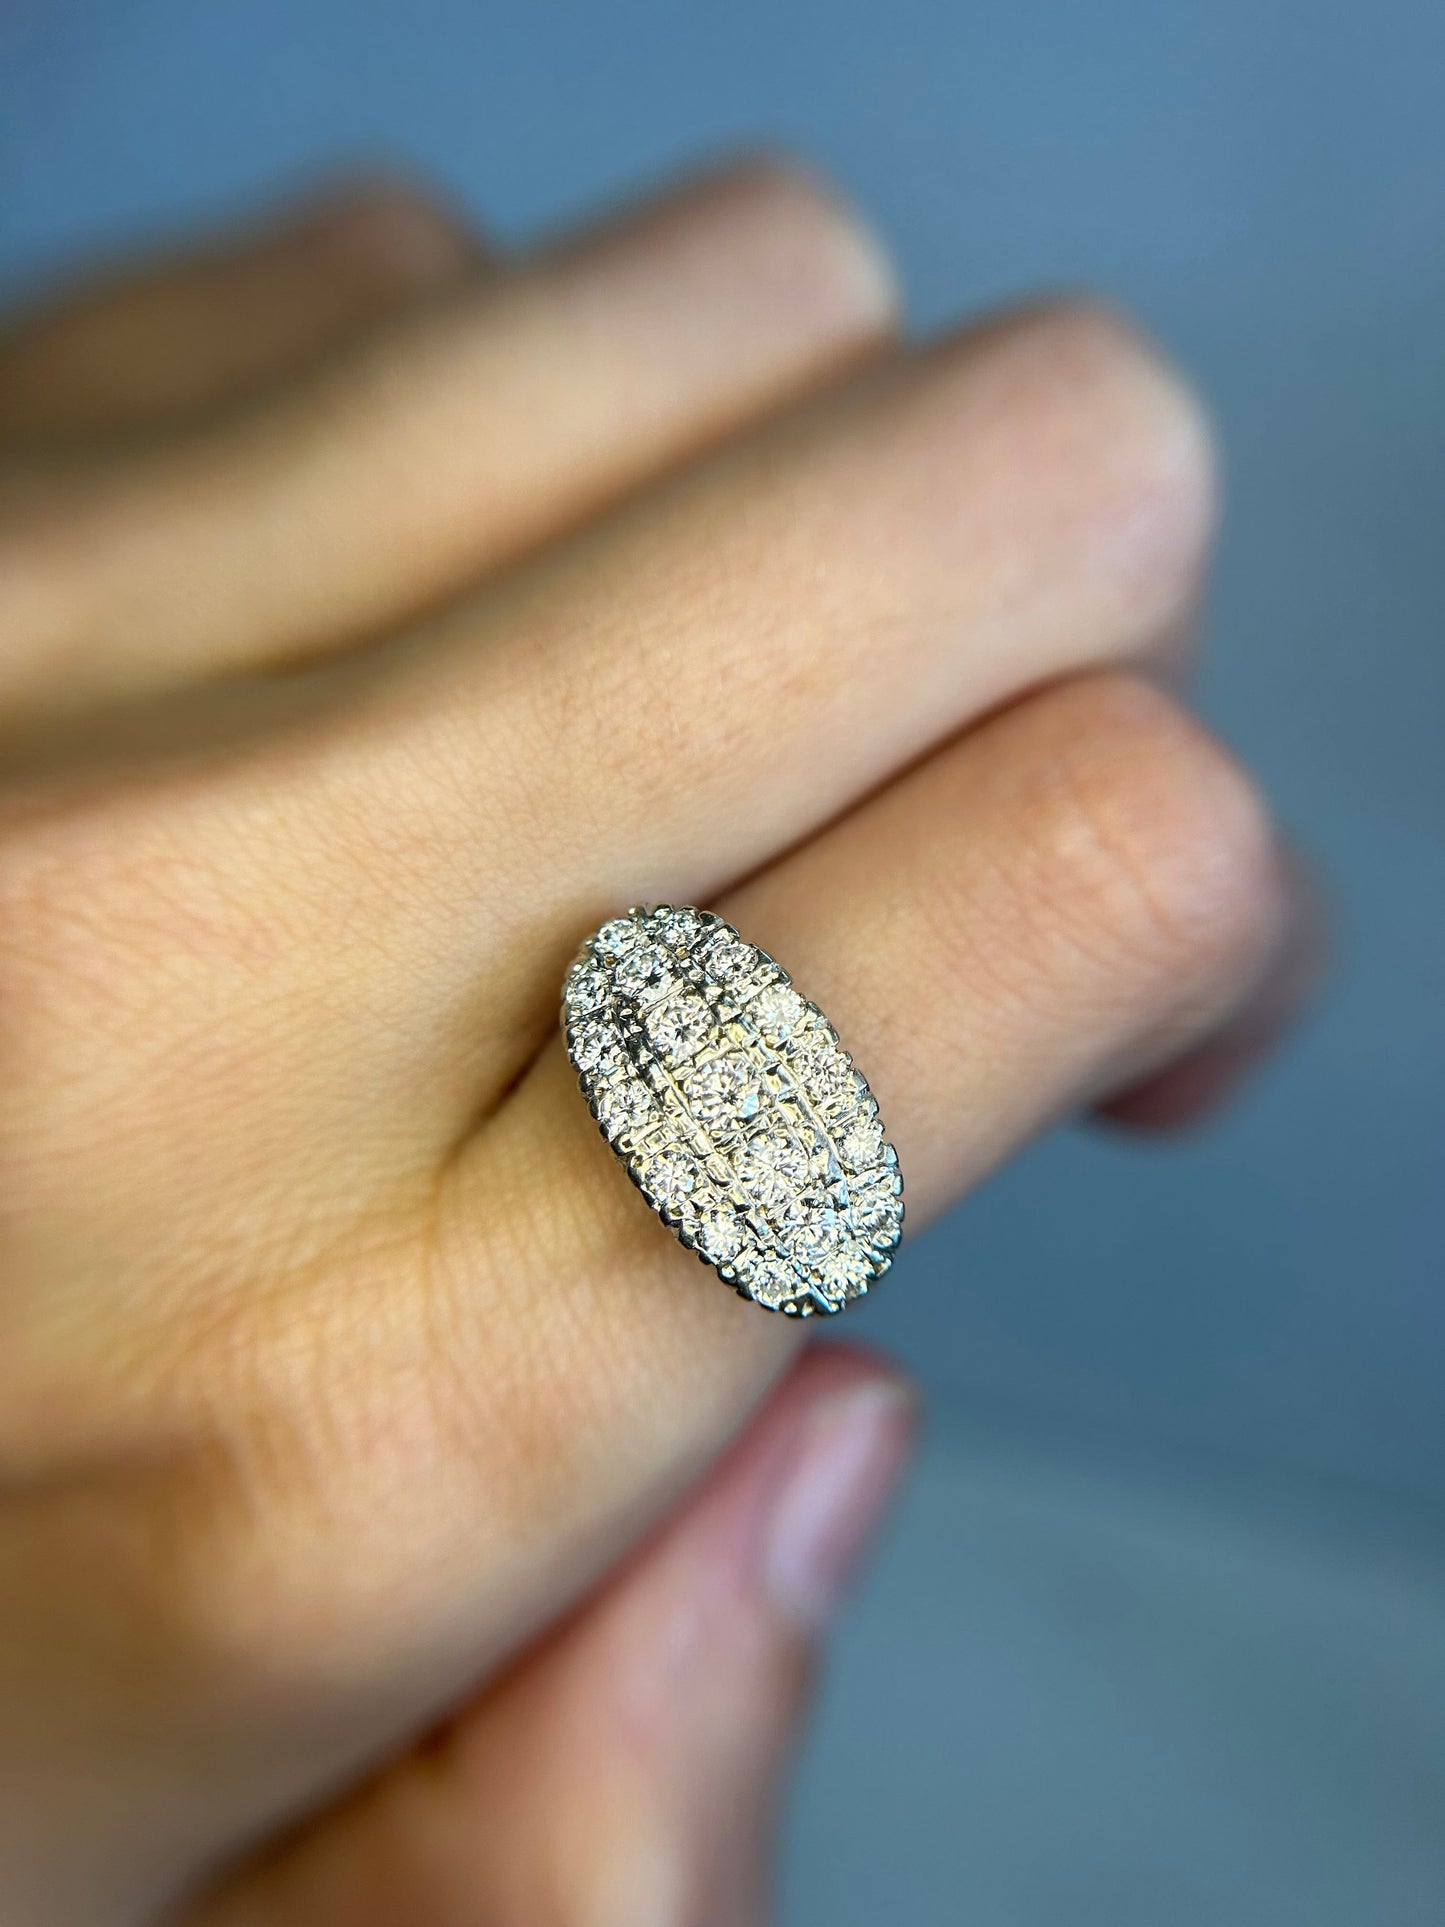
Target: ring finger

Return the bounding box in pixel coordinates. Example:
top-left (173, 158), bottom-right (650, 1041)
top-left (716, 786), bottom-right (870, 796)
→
top-left (433, 669), bottom-right (1285, 1660)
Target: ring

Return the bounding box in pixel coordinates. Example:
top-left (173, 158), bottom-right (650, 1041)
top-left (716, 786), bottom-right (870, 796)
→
top-left (563, 906), bottom-right (903, 1315)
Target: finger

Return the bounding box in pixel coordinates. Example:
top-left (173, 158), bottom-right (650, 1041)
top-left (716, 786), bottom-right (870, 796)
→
top-left (205, 674), bottom-right (1278, 1815)
top-left (0, 178), bottom-right (483, 446)
top-left (1, 161), bottom-right (896, 713)
top-left (433, 675), bottom-right (1284, 1648)
top-left (1096, 844), bottom-right (1326, 1130)
top-left (190, 1346), bottom-right (913, 1927)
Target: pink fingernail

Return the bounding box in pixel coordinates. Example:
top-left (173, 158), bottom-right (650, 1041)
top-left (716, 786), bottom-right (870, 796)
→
top-left (762, 1378), bottom-right (914, 1631)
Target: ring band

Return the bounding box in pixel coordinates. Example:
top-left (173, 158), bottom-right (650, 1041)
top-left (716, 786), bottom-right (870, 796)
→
top-left (563, 906), bottom-right (903, 1315)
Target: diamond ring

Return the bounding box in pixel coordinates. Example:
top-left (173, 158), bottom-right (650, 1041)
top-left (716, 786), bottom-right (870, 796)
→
top-left (562, 906), bottom-right (903, 1315)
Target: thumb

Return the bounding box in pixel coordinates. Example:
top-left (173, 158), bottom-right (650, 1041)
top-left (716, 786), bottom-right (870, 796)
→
top-left (496, 1343), bottom-right (918, 1927)
top-left (192, 1345), bottom-right (915, 1927)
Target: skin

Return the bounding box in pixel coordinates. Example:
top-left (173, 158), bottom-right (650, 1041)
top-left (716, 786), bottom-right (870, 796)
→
top-left (0, 162), bottom-right (1312, 1926)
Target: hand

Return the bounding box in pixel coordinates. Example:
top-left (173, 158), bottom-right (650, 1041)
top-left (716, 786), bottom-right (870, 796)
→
top-left (0, 162), bottom-right (1306, 1925)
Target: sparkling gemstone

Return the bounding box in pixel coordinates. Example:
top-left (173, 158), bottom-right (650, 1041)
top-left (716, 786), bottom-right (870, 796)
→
top-left (571, 1019), bottom-right (621, 1075)
top-left (787, 1207), bottom-right (871, 1300)
top-left (790, 1039), bottom-right (855, 1108)
top-left (736, 1135), bottom-right (809, 1206)
top-left (696, 1206), bottom-right (743, 1264)
top-left (703, 936), bottom-right (756, 983)
top-left (638, 1147), bottom-right (698, 1217)
top-left (837, 1114), bottom-right (884, 1170)
top-left (817, 1240), bottom-right (871, 1299)
top-left (644, 994), bottom-right (712, 1064)
top-left (685, 1056), bottom-right (762, 1129)
top-left (613, 941), bottom-right (672, 998)
top-left (852, 1182), bottom-right (903, 1246)
top-left (595, 917), bottom-right (643, 958)
top-left (749, 983), bottom-right (806, 1042)
top-left (597, 1077), bottom-right (653, 1139)
top-left (738, 1249), bottom-right (801, 1310)
top-left (791, 1206), bottom-right (848, 1266)
top-left (567, 960), bottom-right (607, 1012)
top-left (651, 906), bottom-right (705, 949)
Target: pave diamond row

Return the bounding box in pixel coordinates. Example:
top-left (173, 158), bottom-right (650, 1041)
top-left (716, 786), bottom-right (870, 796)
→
top-left (563, 906), bottom-right (903, 1315)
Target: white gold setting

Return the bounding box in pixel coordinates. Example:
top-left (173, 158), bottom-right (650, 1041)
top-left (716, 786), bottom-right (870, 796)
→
top-left (563, 906), bottom-right (903, 1316)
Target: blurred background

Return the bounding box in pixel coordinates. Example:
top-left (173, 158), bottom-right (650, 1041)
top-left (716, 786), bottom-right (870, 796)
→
top-left (3, 2), bottom-right (1441, 1920)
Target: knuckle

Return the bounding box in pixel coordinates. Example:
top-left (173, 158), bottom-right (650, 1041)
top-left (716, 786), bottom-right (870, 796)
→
top-left (679, 157), bottom-right (899, 334)
top-left (320, 176), bottom-right (479, 286)
top-left (0, 764), bottom-right (295, 1101)
top-left (950, 297), bottom-right (1218, 636)
top-left (1034, 674), bottom-right (1280, 991)
top-left (0, 793), bottom-right (137, 1059)
top-left (0, 788), bottom-right (186, 1034)
top-left (1025, 298), bottom-right (1217, 526)
top-left (65, 1252), bottom-right (447, 1682)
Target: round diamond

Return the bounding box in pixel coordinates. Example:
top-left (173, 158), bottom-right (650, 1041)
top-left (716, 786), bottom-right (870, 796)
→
top-left (651, 906), bottom-right (705, 950)
top-left (736, 1135), bottom-right (808, 1206)
top-left (788, 1208), bottom-right (870, 1299)
top-left (567, 959), bottom-right (607, 1012)
top-left (817, 1239), bottom-right (871, 1299)
top-left (571, 1019), bottom-right (621, 1075)
top-left (749, 983), bottom-right (805, 1042)
top-left (738, 1249), bottom-right (801, 1310)
top-left (595, 917), bottom-right (643, 959)
top-left (852, 1182), bottom-right (903, 1247)
top-left (790, 1039), bottom-right (855, 1108)
top-left (644, 994), bottom-right (712, 1065)
top-left (703, 936), bottom-right (756, 983)
top-left (613, 941), bottom-right (671, 998)
top-left (696, 1206), bottom-right (743, 1265)
top-left (638, 1147), bottom-right (698, 1217)
top-left (597, 1077), bottom-right (653, 1139)
top-left (686, 1056), bottom-right (762, 1130)
top-left (791, 1206), bottom-right (848, 1266)
top-left (837, 1114), bottom-right (884, 1170)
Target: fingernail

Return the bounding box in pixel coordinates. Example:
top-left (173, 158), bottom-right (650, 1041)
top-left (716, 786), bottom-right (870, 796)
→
top-left (762, 1378), bottom-right (914, 1631)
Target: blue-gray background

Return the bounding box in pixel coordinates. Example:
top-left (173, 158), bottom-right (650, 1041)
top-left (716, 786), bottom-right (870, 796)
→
top-left (3, 3), bottom-right (1442, 1921)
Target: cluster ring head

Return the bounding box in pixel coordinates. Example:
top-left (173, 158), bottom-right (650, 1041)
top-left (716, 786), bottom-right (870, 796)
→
top-left (562, 906), bottom-right (903, 1316)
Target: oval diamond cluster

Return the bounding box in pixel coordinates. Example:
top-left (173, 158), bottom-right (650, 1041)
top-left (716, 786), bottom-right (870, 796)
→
top-left (563, 906), bottom-right (903, 1314)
